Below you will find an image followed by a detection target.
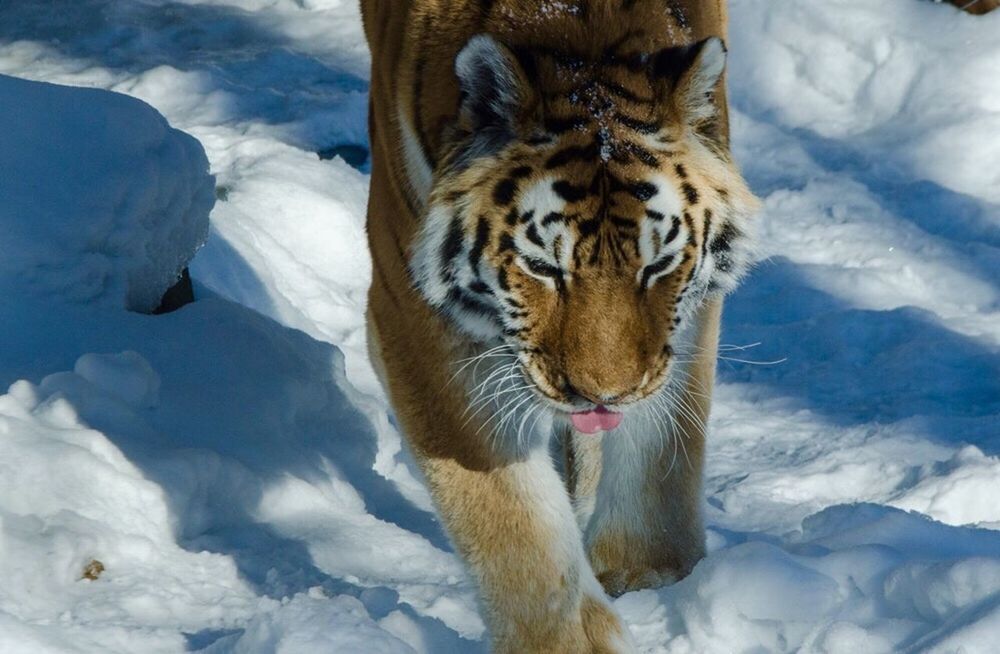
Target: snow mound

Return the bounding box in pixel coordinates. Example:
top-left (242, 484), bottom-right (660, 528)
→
top-left (890, 446), bottom-right (1000, 529)
top-left (206, 591), bottom-right (415, 654)
top-left (730, 0), bottom-right (1000, 203)
top-left (621, 504), bottom-right (1000, 653)
top-left (0, 294), bottom-right (473, 653)
top-left (0, 74), bottom-right (213, 311)
top-left (0, 355), bottom-right (258, 653)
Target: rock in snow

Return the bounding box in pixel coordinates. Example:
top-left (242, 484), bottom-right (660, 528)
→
top-left (0, 0), bottom-right (998, 652)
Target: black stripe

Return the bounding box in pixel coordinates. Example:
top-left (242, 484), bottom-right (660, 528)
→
top-left (553, 234), bottom-right (564, 266)
top-left (621, 140), bottom-right (659, 167)
top-left (600, 80), bottom-right (652, 103)
top-left (477, 0), bottom-right (495, 23)
top-left (544, 115), bottom-right (589, 134)
top-left (683, 212), bottom-right (696, 246)
top-left (469, 215), bottom-right (491, 271)
top-left (526, 134), bottom-right (554, 146)
top-left (522, 256), bottom-right (561, 280)
top-left (631, 181), bottom-right (658, 201)
top-left (448, 288), bottom-right (495, 318)
top-left (682, 182), bottom-right (700, 205)
top-left (711, 222), bottom-right (739, 255)
top-left (700, 209), bottom-right (713, 263)
top-left (609, 215), bottom-right (637, 230)
top-left (578, 218), bottom-right (601, 237)
top-left (441, 214), bottom-right (465, 273)
top-left (605, 171), bottom-right (629, 194)
top-left (469, 280), bottom-right (493, 295)
top-left (685, 255), bottom-right (699, 283)
top-left (588, 236), bottom-right (603, 265)
top-left (614, 113), bottom-right (659, 134)
top-left (711, 222), bottom-right (739, 274)
top-left (498, 233), bottom-right (516, 252)
top-left (493, 178), bottom-right (518, 205)
top-left (641, 254), bottom-right (676, 290)
top-left (662, 217), bottom-right (681, 246)
top-left (552, 180), bottom-right (588, 203)
top-left (526, 223), bottom-right (545, 248)
top-left (546, 143), bottom-right (599, 169)
top-left (497, 267), bottom-right (510, 291)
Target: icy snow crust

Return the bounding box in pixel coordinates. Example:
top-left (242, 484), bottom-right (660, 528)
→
top-left (0, 0), bottom-right (998, 652)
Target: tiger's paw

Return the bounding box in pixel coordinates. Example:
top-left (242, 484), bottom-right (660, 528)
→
top-left (587, 531), bottom-right (701, 597)
top-left (595, 567), bottom-right (682, 598)
top-left (579, 594), bottom-right (636, 654)
top-left (496, 594), bottom-right (635, 654)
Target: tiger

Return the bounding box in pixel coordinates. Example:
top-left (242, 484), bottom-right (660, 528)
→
top-left (360, 1), bottom-right (758, 651)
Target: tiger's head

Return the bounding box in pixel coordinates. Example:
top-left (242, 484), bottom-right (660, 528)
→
top-left (409, 34), bottom-right (758, 428)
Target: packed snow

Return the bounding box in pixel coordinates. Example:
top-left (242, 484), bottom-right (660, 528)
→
top-left (0, 0), bottom-right (997, 652)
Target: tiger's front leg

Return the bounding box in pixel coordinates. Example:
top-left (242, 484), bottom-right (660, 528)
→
top-left (424, 446), bottom-right (636, 653)
top-left (581, 424), bottom-right (707, 597)
top-left (574, 300), bottom-right (721, 597)
top-left (369, 321), bottom-right (635, 654)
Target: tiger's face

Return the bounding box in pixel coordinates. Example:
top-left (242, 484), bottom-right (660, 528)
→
top-left (410, 35), bottom-right (758, 423)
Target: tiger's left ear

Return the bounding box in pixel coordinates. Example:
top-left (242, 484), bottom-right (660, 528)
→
top-left (455, 35), bottom-right (533, 134)
top-left (652, 37), bottom-right (727, 126)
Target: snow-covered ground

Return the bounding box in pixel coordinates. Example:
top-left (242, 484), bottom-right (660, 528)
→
top-left (0, 0), bottom-right (997, 652)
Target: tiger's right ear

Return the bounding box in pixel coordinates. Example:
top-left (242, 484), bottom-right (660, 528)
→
top-left (455, 35), bottom-right (532, 133)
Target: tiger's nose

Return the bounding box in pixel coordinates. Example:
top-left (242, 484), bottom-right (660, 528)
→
top-left (563, 371), bottom-right (642, 406)
top-left (564, 382), bottom-right (624, 406)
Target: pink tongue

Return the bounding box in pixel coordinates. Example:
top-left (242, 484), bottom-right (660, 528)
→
top-left (570, 406), bottom-right (623, 434)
